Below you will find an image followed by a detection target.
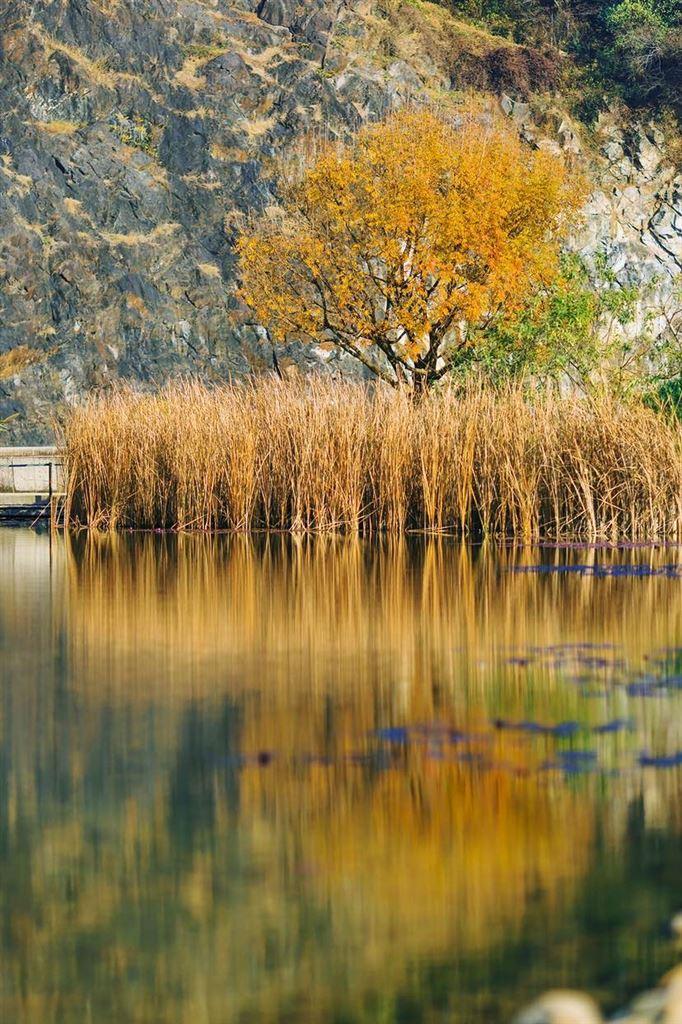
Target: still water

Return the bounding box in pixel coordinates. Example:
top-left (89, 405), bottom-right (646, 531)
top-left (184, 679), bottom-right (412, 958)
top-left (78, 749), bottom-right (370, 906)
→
top-left (1, 529), bottom-right (681, 1024)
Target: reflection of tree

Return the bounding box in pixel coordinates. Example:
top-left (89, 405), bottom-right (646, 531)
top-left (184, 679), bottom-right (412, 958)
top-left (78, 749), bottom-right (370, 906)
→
top-left (380, 795), bottom-right (682, 1024)
top-left (168, 700), bottom-right (242, 859)
top-left (0, 532), bottom-right (680, 1022)
top-left (0, 700), bottom-right (594, 1024)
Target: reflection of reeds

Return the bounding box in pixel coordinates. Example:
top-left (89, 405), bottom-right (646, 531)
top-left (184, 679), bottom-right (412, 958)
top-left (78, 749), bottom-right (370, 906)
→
top-left (64, 534), bottom-right (682, 720)
top-left (63, 379), bottom-right (682, 538)
top-left (1, 531), bottom-right (682, 1024)
top-left (0, 538), bottom-right (597, 1024)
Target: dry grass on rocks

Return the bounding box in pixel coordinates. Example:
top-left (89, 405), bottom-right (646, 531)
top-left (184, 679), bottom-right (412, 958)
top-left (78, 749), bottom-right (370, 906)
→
top-left (63, 378), bottom-right (682, 539)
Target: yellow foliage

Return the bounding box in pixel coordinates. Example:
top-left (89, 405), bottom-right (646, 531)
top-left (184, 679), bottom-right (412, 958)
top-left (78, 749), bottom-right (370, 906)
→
top-left (237, 106), bottom-right (586, 390)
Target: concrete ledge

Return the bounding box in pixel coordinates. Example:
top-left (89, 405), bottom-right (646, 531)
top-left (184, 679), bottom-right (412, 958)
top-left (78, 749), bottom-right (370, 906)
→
top-left (0, 446), bottom-right (60, 456)
top-left (0, 446), bottom-right (64, 494)
top-left (0, 492), bottom-right (64, 506)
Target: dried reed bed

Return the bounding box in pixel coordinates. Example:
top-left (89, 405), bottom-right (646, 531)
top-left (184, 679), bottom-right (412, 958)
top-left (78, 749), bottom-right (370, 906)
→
top-left (63, 378), bottom-right (682, 538)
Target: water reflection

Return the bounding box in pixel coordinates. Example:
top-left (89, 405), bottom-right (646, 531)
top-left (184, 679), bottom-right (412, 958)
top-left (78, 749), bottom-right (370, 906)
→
top-left (0, 531), bottom-right (681, 1023)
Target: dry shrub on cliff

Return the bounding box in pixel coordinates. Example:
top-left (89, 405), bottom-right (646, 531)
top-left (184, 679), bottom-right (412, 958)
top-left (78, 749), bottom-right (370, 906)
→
top-left (63, 378), bottom-right (682, 539)
top-left (0, 346), bottom-right (41, 380)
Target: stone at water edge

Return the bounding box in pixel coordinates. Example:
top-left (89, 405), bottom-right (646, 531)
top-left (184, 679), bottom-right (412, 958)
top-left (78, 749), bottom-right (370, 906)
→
top-left (512, 990), bottom-right (603, 1024)
top-left (621, 985), bottom-right (667, 1021)
top-left (660, 965), bottom-right (682, 1024)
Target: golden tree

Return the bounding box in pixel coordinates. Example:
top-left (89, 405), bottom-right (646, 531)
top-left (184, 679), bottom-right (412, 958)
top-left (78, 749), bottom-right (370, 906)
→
top-left (237, 107), bottom-right (585, 391)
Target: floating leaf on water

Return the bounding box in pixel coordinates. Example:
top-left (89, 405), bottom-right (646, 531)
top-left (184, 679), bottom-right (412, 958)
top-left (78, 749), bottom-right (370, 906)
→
top-left (375, 727), bottom-right (409, 744)
top-left (558, 750), bottom-right (597, 764)
top-left (626, 683), bottom-right (660, 697)
top-left (511, 564), bottom-right (682, 579)
top-left (593, 718), bottom-right (632, 734)
top-left (493, 719), bottom-right (580, 737)
top-left (551, 721), bottom-right (581, 738)
top-left (638, 752), bottom-right (682, 768)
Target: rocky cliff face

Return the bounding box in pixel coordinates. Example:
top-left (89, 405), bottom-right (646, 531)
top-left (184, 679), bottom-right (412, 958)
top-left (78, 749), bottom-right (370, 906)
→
top-left (0, 0), bottom-right (680, 441)
top-left (577, 116), bottom-right (680, 343)
top-left (505, 98), bottom-right (681, 347)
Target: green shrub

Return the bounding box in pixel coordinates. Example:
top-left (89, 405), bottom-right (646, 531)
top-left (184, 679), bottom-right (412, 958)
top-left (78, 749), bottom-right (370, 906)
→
top-left (452, 255), bottom-right (638, 388)
top-left (436, 0), bottom-right (681, 114)
top-left (650, 377), bottom-right (682, 417)
top-left (110, 112), bottom-right (155, 154)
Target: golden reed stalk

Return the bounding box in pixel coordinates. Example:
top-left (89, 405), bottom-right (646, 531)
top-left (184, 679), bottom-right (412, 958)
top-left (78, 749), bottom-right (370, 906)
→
top-left (62, 378), bottom-right (682, 539)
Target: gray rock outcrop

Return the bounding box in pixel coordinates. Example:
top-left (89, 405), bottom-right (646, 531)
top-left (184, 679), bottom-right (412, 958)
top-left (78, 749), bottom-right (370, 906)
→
top-left (0, 0), bottom-right (680, 440)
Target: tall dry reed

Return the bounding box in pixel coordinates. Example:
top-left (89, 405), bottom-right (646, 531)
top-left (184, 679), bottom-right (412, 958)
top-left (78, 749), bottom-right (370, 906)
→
top-left (62, 378), bottom-right (682, 539)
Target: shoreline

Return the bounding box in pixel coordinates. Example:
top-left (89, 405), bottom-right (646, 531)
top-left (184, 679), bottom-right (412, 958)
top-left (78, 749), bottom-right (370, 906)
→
top-left (515, 961), bottom-right (682, 1023)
